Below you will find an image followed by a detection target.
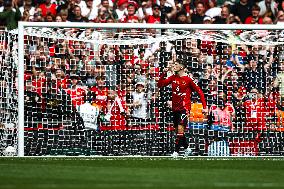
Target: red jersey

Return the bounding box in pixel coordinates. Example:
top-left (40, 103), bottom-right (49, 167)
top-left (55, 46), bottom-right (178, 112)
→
top-left (120, 15), bottom-right (139, 23)
top-left (244, 16), bottom-right (263, 24)
top-left (39, 3), bottom-right (57, 17)
top-left (90, 86), bottom-right (109, 112)
top-left (65, 87), bottom-right (86, 107)
top-left (56, 77), bottom-right (68, 90)
top-left (109, 97), bottom-right (128, 130)
top-left (157, 73), bottom-right (206, 112)
top-left (147, 15), bottom-right (160, 24)
top-left (32, 77), bottom-right (46, 96)
top-left (243, 98), bottom-right (267, 131)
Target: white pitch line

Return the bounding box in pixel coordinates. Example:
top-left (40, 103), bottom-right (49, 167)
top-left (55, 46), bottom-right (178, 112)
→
top-left (214, 182), bottom-right (283, 188)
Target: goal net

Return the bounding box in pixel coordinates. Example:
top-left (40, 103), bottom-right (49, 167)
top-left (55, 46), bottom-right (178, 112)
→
top-left (1, 23), bottom-right (284, 156)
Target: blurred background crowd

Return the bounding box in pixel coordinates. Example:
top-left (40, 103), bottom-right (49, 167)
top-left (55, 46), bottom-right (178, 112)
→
top-left (0, 0), bottom-right (284, 30)
top-left (4, 0), bottom-right (281, 132)
top-left (0, 0), bottom-right (283, 156)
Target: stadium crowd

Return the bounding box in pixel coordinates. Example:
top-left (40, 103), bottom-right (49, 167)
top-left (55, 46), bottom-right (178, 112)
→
top-left (16, 0), bottom-right (284, 129)
top-left (0, 0), bottom-right (284, 29)
top-left (1, 0), bottom-right (284, 155)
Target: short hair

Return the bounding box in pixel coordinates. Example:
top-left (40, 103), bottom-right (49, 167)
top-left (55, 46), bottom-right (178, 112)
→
top-left (175, 59), bottom-right (187, 69)
top-left (195, 1), bottom-right (205, 7)
top-left (252, 4), bottom-right (260, 11)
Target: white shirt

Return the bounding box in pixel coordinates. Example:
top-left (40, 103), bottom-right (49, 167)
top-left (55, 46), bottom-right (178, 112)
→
top-left (137, 7), bottom-right (153, 20)
top-left (75, 0), bottom-right (88, 15)
top-left (19, 6), bottom-right (35, 16)
top-left (258, 0), bottom-right (277, 17)
top-left (115, 8), bottom-right (127, 20)
top-left (132, 92), bottom-right (148, 119)
top-left (81, 6), bottom-right (98, 20)
top-left (93, 0), bottom-right (114, 8)
top-left (77, 102), bottom-right (100, 130)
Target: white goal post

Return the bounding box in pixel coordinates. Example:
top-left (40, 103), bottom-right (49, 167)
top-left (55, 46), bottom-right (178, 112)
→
top-left (16, 22), bottom-right (284, 157)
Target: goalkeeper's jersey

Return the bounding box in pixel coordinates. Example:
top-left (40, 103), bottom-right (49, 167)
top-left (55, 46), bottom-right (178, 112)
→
top-left (157, 73), bottom-right (207, 112)
top-left (77, 102), bottom-right (100, 130)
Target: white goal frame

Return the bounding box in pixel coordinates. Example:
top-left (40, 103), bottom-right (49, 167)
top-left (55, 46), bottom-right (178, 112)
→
top-left (17, 22), bottom-right (284, 157)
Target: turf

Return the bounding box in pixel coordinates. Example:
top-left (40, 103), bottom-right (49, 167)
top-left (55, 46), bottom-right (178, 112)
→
top-left (0, 157), bottom-right (284, 189)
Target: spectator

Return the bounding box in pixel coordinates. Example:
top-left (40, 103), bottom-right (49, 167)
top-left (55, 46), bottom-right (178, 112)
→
top-left (76, 91), bottom-right (100, 130)
top-left (203, 15), bottom-right (213, 24)
top-left (139, 0), bottom-right (153, 21)
top-left (33, 11), bottom-right (44, 21)
top-left (0, 0), bottom-right (21, 30)
top-left (21, 10), bottom-right (30, 21)
top-left (263, 16), bottom-right (273, 23)
top-left (65, 74), bottom-right (86, 108)
top-left (74, 0), bottom-right (88, 14)
top-left (191, 1), bottom-right (206, 24)
top-left (182, 0), bottom-right (193, 15)
top-left (59, 9), bottom-right (68, 22)
top-left (120, 1), bottom-right (140, 23)
top-left (94, 0), bottom-right (113, 9)
top-left (244, 4), bottom-right (263, 24)
top-left (55, 68), bottom-right (68, 89)
top-left (114, 0), bottom-right (127, 20)
top-left (68, 5), bottom-right (88, 22)
top-left (159, 0), bottom-right (177, 23)
top-left (201, 0), bottom-right (217, 11)
top-left (45, 12), bottom-right (54, 21)
top-left (100, 0), bottom-right (112, 9)
top-left (146, 4), bottom-right (161, 23)
top-left (24, 79), bottom-right (42, 123)
top-left (19, 0), bottom-right (35, 17)
top-left (205, 78), bottom-right (219, 106)
top-left (56, 0), bottom-right (74, 14)
top-left (213, 5), bottom-right (230, 24)
top-left (2, 0), bottom-right (284, 153)
top-left (90, 75), bottom-right (109, 113)
top-left (55, 14), bottom-right (62, 21)
top-left (128, 81), bottom-right (149, 124)
top-left (133, 64), bottom-right (147, 84)
top-left (242, 88), bottom-right (267, 131)
top-left (208, 91), bottom-right (236, 131)
top-left (94, 6), bottom-right (112, 23)
top-left (258, 0), bottom-right (277, 20)
top-left (105, 89), bottom-right (128, 130)
top-left (231, 0), bottom-right (253, 23)
top-left (39, 0), bottom-right (57, 17)
top-left (275, 10), bottom-right (284, 24)
top-left (273, 60), bottom-right (284, 97)
top-left (242, 58), bottom-right (267, 93)
top-left (83, 0), bottom-right (98, 21)
top-left (174, 10), bottom-right (190, 24)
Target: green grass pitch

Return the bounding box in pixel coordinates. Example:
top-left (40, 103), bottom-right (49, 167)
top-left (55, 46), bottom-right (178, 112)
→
top-left (0, 157), bottom-right (284, 189)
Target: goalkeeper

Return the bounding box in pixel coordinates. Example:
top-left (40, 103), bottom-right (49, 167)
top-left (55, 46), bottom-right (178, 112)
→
top-left (157, 60), bottom-right (208, 158)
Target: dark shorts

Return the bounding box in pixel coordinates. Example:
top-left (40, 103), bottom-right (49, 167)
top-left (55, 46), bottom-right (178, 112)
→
top-left (172, 110), bottom-right (188, 128)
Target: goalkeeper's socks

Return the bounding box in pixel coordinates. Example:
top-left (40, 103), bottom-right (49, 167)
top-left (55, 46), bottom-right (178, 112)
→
top-left (181, 135), bottom-right (189, 149)
top-left (175, 133), bottom-right (184, 153)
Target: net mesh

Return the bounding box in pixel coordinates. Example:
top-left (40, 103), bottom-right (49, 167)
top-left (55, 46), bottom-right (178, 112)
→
top-left (1, 26), bottom-right (284, 156)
